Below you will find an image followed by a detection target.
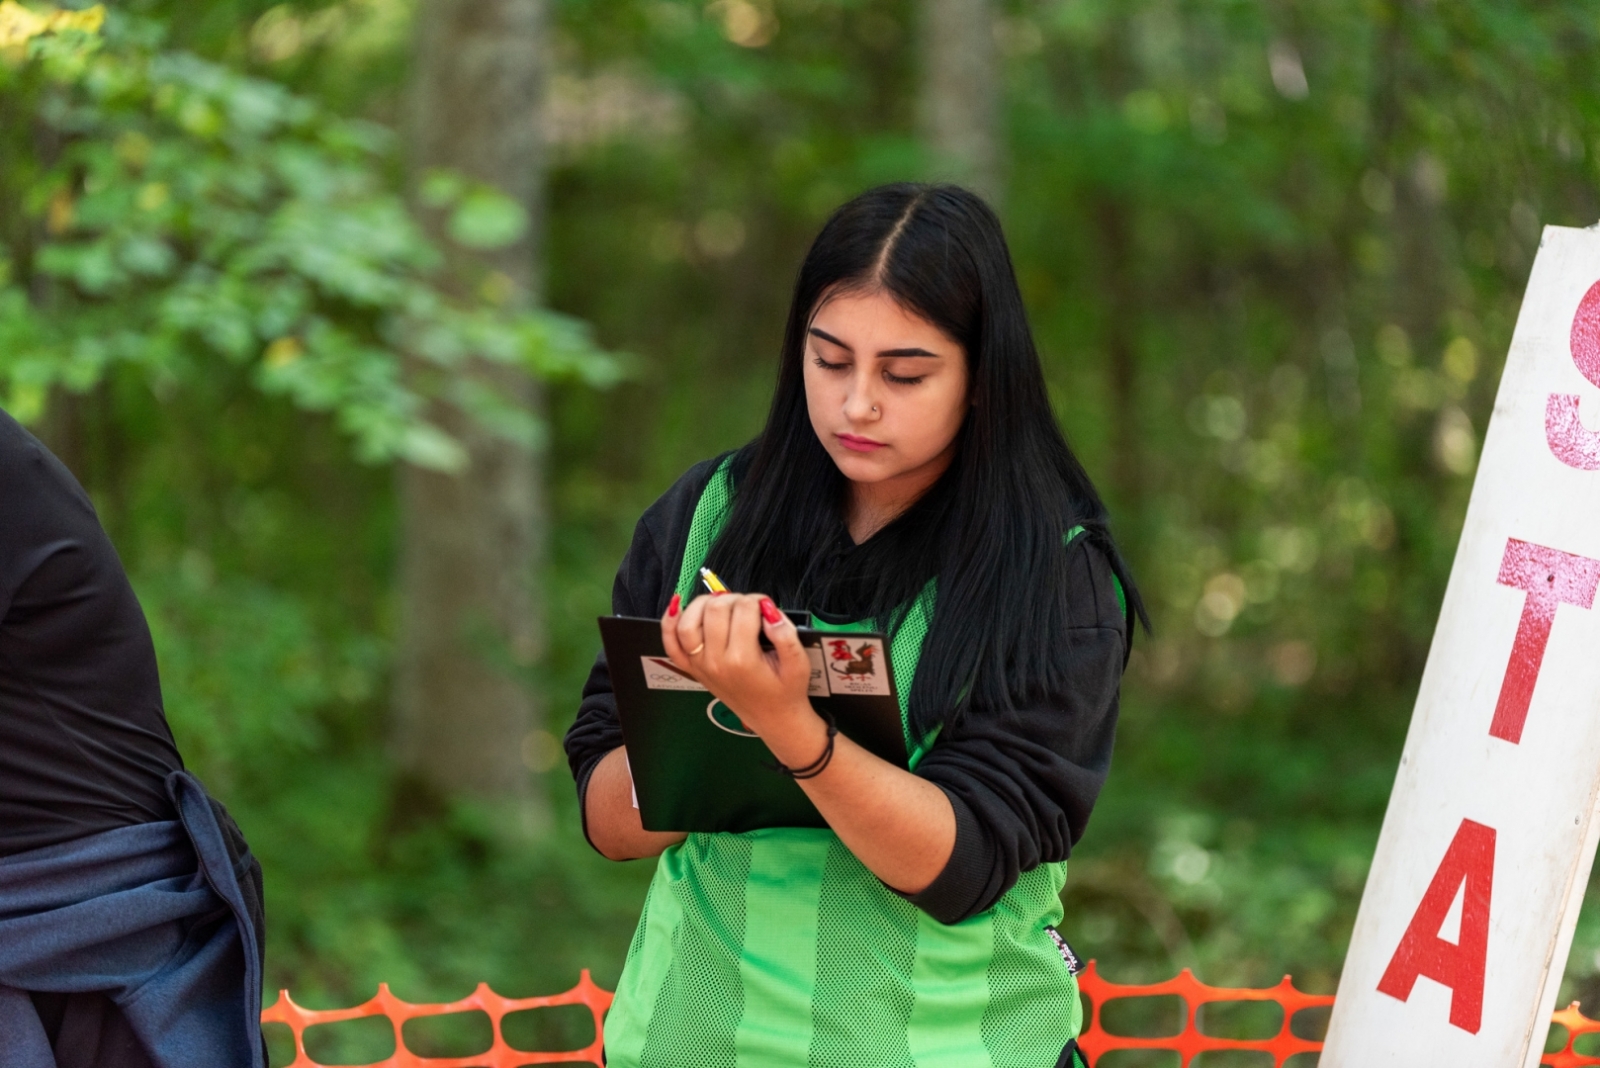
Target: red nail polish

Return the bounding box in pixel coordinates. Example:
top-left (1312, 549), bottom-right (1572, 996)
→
top-left (760, 598), bottom-right (782, 624)
top-left (667, 593), bottom-right (680, 617)
top-left (713, 590), bottom-right (726, 596)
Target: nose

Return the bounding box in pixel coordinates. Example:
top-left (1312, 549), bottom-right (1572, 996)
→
top-left (842, 368), bottom-right (881, 423)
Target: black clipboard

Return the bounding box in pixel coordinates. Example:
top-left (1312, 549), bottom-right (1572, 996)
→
top-left (598, 614), bottom-right (908, 833)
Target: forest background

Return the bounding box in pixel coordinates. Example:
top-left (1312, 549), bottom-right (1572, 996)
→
top-left (4, 0), bottom-right (1600, 1060)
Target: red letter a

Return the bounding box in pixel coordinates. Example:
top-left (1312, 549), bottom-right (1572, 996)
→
top-left (1376, 819), bottom-right (1496, 1033)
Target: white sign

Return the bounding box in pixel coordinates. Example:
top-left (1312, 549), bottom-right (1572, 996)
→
top-left (1323, 225), bottom-right (1600, 1066)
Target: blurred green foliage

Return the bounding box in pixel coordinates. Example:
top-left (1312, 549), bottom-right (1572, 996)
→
top-left (6, 0), bottom-right (1600, 1058)
top-left (0, 8), bottom-right (621, 469)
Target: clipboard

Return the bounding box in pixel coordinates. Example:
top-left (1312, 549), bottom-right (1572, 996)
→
top-left (598, 614), bottom-right (908, 833)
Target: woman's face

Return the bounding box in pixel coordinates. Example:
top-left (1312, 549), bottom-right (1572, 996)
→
top-left (803, 287), bottom-right (970, 493)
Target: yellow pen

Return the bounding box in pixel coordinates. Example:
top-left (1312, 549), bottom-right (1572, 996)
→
top-left (699, 566), bottom-right (730, 594)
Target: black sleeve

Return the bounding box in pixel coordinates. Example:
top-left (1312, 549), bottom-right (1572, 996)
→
top-left (905, 540), bottom-right (1127, 924)
top-left (563, 455), bottom-right (727, 851)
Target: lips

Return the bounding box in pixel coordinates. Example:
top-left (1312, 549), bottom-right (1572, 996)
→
top-left (837, 434), bottom-right (886, 452)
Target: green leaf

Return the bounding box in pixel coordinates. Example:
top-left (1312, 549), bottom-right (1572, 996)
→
top-left (397, 423), bottom-right (468, 472)
top-left (447, 189), bottom-right (528, 250)
top-left (418, 169), bottom-right (464, 208)
top-left (119, 234), bottom-right (177, 277)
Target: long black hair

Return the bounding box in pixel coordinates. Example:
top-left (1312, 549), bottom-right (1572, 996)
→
top-left (703, 183), bottom-right (1146, 737)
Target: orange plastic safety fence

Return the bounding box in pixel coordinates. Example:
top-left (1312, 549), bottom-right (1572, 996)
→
top-left (1545, 1001), bottom-right (1600, 1067)
top-left (259, 968), bottom-right (612, 1068)
top-left (1076, 960), bottom-right (1333, 1066)
top-left (259, 965), bottom-right (1600, 1067)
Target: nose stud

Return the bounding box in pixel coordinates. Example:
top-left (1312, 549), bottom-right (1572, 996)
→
top-left (872, 405), bottom-right (879, 413)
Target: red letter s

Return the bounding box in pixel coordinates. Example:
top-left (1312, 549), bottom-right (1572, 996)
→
top-left (1546, 279), bottom-right (1600, 469)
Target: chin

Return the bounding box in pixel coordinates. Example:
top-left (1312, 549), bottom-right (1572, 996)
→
top-left (829, 449), bottom-right (891, 482)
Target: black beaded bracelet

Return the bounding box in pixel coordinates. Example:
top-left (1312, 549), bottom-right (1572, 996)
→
top-left (766, 711), bottom-right (838, 780)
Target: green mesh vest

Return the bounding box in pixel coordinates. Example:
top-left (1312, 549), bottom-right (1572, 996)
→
top-left (604, 460), bottom-right (1082, 1068)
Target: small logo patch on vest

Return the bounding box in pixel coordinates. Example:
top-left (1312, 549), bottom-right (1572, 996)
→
top-left (1045, 925), bottom-right (1082, 976)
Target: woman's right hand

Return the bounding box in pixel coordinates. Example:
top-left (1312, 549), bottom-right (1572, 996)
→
top-left (585, 746), bottom-right (687, 861)
top-left (660, 591), bottom-right (816, 746)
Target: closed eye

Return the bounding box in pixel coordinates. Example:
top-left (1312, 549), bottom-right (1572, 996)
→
top-left (813, 356), bottom-right (850, 372)
top-left (885, 369), bottom-right (925, 385)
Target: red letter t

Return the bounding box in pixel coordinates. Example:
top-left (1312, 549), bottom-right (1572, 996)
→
top-left (1490, 539), bottom-right (1600, 744)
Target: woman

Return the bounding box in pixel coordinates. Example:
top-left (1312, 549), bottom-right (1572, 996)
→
top-left (564, 183), bottom-right (1142, 1068)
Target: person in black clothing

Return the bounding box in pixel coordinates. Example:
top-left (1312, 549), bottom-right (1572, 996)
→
top-left (0, 408), bottom-right (267, 1068)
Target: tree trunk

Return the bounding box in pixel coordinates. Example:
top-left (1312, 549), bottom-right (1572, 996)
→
top-left (917, 0), bottom-right (1001, 202)
top-left (395, 0), bottom-right (547, 811)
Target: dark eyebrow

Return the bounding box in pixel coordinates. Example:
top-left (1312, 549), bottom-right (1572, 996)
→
top-left (808, 328), bottom-right (940, 359)
top-left (808, 327), bottom-right (852, 351)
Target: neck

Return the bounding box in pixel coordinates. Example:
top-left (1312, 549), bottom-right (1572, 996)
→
top-left (844, 445), bottom-right (956, 544)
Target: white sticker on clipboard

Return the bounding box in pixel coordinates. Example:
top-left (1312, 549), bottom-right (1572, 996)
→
top-left (805, 645), bottom-right (828, 696)
top-left (819, 636), bottom-right (892, 696)
top-left (640, 656), bottom-right (709, 691)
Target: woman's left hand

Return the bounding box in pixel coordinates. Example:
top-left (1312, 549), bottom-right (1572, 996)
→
top-left (661, 592), bottom-right (816, 745)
